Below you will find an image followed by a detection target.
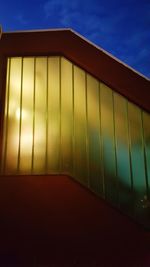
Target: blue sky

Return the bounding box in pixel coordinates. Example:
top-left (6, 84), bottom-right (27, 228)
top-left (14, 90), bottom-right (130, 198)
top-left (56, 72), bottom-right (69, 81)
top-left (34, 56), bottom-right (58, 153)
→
top-left (0, 0), bottom-right (150, 78)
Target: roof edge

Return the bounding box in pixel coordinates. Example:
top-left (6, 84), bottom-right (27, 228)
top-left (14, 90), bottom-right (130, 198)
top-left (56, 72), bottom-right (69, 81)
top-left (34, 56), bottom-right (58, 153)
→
top-left (70, 29), bottom-right (150, 82)
top-left (3, 27), bottom-right (150, 81)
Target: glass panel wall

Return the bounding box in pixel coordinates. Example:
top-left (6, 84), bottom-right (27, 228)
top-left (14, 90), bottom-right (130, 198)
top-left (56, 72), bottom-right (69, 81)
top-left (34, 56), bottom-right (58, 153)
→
top-left (1, 56), bottom-right (150, 227)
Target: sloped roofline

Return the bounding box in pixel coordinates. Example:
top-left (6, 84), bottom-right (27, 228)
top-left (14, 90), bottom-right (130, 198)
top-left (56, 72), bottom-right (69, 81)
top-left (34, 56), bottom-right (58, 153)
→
top-left (3, 28), bottom-right (150, 81)
top-left (0, 28), bottom-right (150, 112)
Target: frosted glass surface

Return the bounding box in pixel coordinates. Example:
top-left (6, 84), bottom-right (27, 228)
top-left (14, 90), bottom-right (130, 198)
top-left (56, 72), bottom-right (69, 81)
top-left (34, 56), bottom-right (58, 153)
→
top-left (5, 58), bottom-right (22, 173)
top-left (87, 74), bottom-right (102, 194)
top-left (143, 112), bottom-right (150, 197)
top-left (33, 58), bottom-right (47, 172)
top-left (74, 66), bottom-right (88, 185)
top-left (128, 103), bottom-right (146, 196)
top-left (114, 93), bottom-right (132, 210)
top-left (100, 83), bottom-right (117, 203)
top-left (1, 56), bottom-right (150, 227)
top-left (61, 57), bottom-right (73, 173)
top-left (47, 57), bottom-right (60, 172)
top-left (19, 58), bottom-right (34, 173)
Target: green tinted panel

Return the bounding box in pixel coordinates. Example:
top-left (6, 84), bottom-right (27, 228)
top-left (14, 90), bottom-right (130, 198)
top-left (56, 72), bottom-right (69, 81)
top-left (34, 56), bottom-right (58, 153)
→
top-left (143, 111), bottom-right (150, 197)
top-left (128, 103), bottom-right (146, 197)
top-left (1, 56), bottom-right (150, 228)
top-left (114, 93), bottom-right (132, 210)
top-left (87, 74), bottom-right (102, 194)
top-left (100, 83), bottom-right (117, 203)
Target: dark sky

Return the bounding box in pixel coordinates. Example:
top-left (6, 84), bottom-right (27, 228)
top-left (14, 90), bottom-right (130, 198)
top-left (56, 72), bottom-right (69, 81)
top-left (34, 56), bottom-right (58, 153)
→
top-left (0, 0), bottom-right (150, 78)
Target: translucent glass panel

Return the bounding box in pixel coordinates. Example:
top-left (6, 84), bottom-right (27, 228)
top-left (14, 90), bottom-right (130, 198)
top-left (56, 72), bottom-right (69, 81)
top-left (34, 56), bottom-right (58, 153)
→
top-left (128, 103), bottom-right (147, 196)
top-left (3, 58), bottom-right (22, 173)
top-left (19, 58), bottom-right (34, 173)
top-left (114, 94), bottom-right (132, 212)
top-left (33, 58), bottom-right (47, 173)
top-left (143, 112), bottom-right (150, 198)
top-left (47, 57), bottom-right (60, 172)
top-left (87, 74), bottom-right (102, 195)
top-left (61, 58), bottom-right (73, 173)
top-left (100, 84), bottom-right (117, 204)
top-left (73, 66), bottom-right (88, 185)
top-left (1, 56), bottom-right (150, 227)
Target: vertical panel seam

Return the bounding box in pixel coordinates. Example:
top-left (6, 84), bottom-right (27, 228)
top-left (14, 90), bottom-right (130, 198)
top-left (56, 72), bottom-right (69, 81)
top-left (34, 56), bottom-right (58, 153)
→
top-left (141, 110), bottom-right (149, 198)
top-left (126, 101), bottom-right (134, 215)
top-left (1, 58), bottom-right (11, 174)
top-left (98, 82), bottom-right (105, 198)
top-left (112, 92), bottom-right (119, 206)
top-left (45, 57), bottom-right (49, 173)
top-left (85, 72), bottom-right (89, 187)
top-left (59, 57), bottom-right (62, 173)
top-left (72, 64), bottom-right (75, 176)
top-left (17, 57), bottom-right (23, 173)
top-left (31, 57), bottom-right (36, 173)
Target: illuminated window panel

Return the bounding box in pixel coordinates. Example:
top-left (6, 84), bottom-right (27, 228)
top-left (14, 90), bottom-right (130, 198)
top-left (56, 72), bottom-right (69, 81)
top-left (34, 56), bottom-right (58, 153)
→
top-left (114, 93), bottom-right (132, 211)
top-left (47, 57), bottom-right (60, 172)
top-left (73, 66), bottom-right (88, 186)
top-left (33, 57), bottom-right (47, 173)
top-left (128, 103), bottom-right (147, 201)
top-left (87, 74), bottom-right (102, 195)
top-left (1, 55), bottom-right (150, 227)
top-left (4, 58), bottom-right (22, 173)
top-left (61, 57), bottom-right (73, 174)
top-left (100, 83), bottom-right (117, 204)
top-left (19, 58), bottom-right (34, 173)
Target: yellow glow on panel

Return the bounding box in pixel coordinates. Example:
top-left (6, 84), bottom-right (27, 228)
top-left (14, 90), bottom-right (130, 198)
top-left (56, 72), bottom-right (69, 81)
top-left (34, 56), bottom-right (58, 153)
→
top-left (5, 58), bottom-right (22, 173)
top-left (47, 57), bottom-right (60, 172)
top-left (1, 55), bottom-right (150, 227)
top-left (15, 108), bottom-right (27, 120)
top-left (61, 57), bottom-right (73, 173)
top-left (33, 57), bottom-right (47, 173)
top-left (87, 74), bottom-right (102, 194)
top-left (19, 58), bottom-right (34, 173)
top-left (74, 66), bottom-right (88, 185)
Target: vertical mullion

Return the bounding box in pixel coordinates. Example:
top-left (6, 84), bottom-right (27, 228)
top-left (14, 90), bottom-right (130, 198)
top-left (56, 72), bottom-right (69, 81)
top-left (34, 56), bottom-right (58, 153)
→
top-left (126, 101), bottom-right (133, 191)
top-left (112, 92), bottom-right (119, 205)
top-left (1, 58), bottom-right (11, 174)
top-left (59, 57), bottom-right (62, 173)
top-left (141, 110), bottom-right (149, 198)
top-left (72, 64), bottom-right (75, 176)
top-left (45, 57), bottom-right (48, 173)
top-left (17, 57), bottom-right (23, 172)
top-left (31, 57), bottom-right (36, 173)
top-left (126, 101), bottom-right (134, 213)
top-left (85, 72), bottom-right (89, 187)
top-left (99, 82), bottom-right (105, 198)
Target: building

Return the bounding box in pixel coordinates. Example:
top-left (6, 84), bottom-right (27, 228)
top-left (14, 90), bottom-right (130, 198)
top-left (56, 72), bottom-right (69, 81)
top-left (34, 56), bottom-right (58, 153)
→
top-left (0, 28), bottom-right (150, 232)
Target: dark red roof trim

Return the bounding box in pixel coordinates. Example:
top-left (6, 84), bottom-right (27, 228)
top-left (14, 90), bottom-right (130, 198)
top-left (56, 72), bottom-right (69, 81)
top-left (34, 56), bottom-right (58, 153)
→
top-left (0, 29), bottom-right (149, 112)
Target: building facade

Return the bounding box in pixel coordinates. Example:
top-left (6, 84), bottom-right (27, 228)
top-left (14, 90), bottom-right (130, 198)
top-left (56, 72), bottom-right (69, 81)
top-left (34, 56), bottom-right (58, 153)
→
top-left (0, 29), bottom-right (150, 227)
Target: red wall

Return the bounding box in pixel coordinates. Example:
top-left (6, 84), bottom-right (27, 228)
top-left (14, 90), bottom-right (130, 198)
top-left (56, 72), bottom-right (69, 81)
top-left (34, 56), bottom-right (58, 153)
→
top-left (0, 174), bottom-right (149, 266)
